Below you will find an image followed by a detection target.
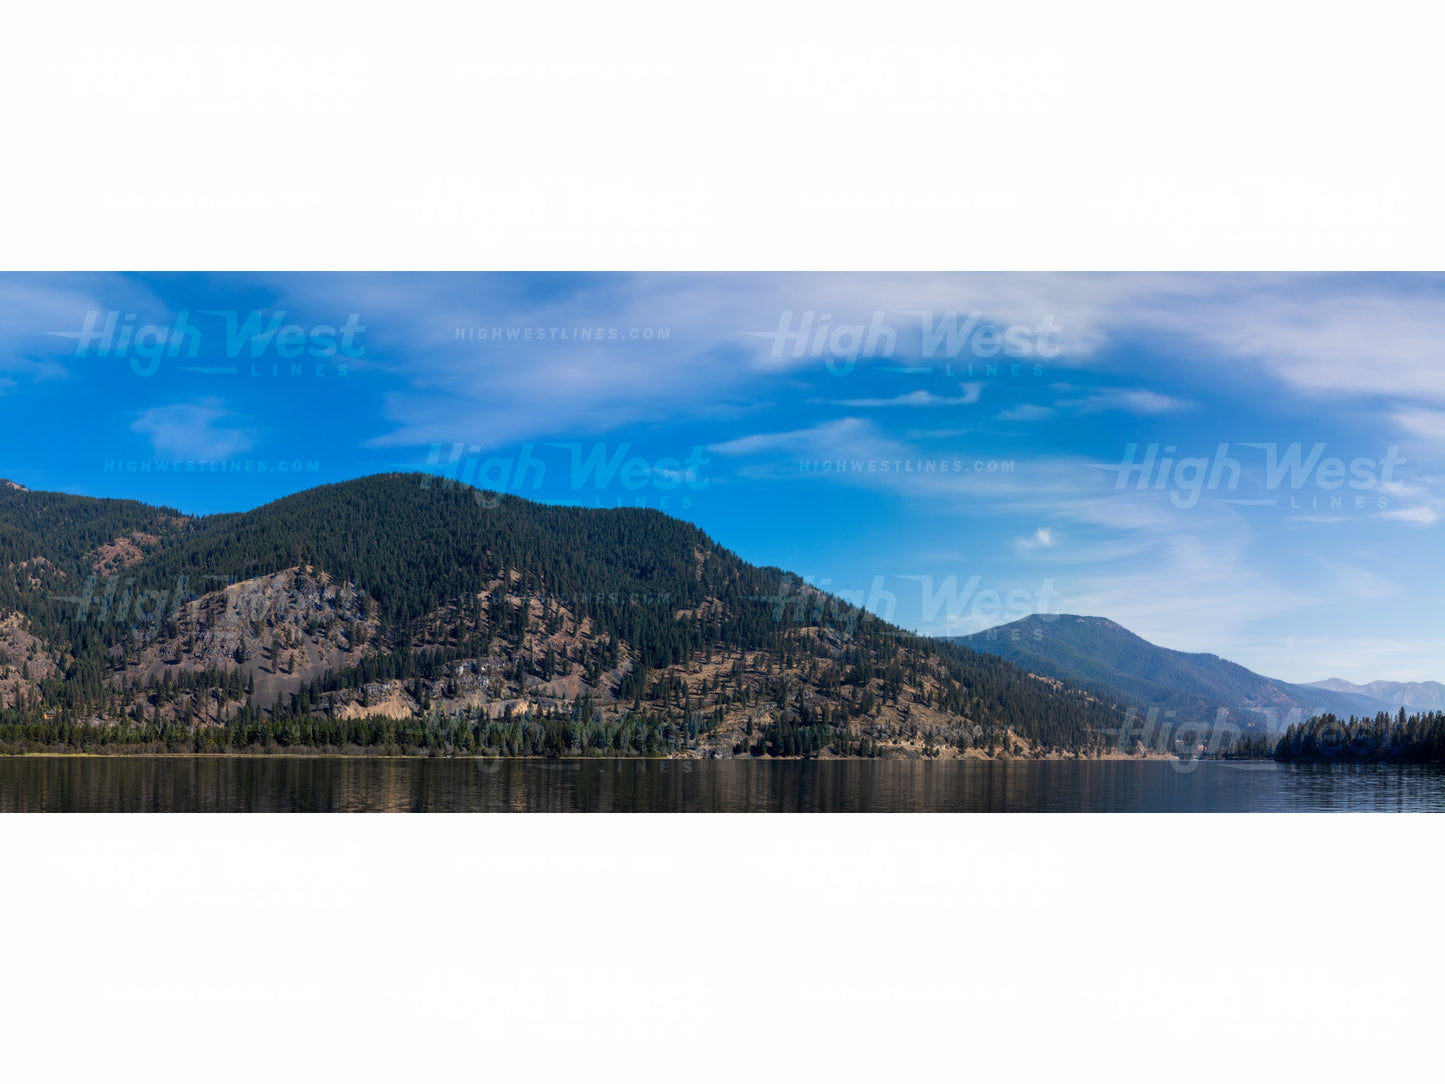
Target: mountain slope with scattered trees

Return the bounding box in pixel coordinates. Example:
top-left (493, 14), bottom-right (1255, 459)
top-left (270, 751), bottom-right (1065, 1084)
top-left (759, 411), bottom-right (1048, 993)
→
top-left (0, 474), bottom-right (1130, 759)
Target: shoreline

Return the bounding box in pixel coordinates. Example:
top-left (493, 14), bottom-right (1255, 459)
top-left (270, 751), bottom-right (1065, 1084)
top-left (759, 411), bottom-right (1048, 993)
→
top-left (2, 750), bottom-right (1271, 763)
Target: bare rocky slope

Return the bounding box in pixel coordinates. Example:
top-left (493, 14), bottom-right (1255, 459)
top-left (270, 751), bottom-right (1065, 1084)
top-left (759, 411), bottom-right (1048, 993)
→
top-left (1, 474), bottom-right (1126, 757)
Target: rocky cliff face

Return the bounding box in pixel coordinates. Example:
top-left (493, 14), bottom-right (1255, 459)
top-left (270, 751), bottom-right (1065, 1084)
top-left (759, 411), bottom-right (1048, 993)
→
top-left (1, 475), bottom-right (1125, 758)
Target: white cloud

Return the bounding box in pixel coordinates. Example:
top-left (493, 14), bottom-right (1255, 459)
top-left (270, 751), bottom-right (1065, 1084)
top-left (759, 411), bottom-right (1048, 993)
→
top-left (1015, 527), bottom-right (1056, 550)
top-left (0, 274), bottom-right (165, 386)
top-left (903, 427), bottom-right (975, 439)
top-left (1394, 408), bottom-right (1445, 443)
top-left (130, 399), bottom-right (255, 460)
top-left (1379, 505), bottom-right (1441, 525)
top-left (253, 272), bottom-right (1445, 457)
top-left (998, 404), bottom-right (1055, 422)
top-left (820, 383), bottom-right (983, 409)
top-left (1060, 389), bottom-right (1192, 415)
top-left (702, 416), bottom-right (901, 462)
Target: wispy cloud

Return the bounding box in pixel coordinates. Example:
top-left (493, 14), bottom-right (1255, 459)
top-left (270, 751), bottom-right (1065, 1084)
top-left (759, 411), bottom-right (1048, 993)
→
top-left (818, 383), bottom-right (983, 409)
top-left (130, 399), bottom-right (255, 460)
top-left (707, 418), bottom-right (914, 478)
top-left (6, 270), bottom-right (1442, 683)
top-left (1059, 389), bottom-right (1193, 415)
top-left (1015, 527), bottom-right (1056, 551)
top-left (1379, 505), bottom-right (1441, 525)
top-left (1394, 408), bottom-right (1445, 444)
top-left (998, 404), bottom-right (1055, 422)
top-left (0, 274), bottom-right (164, 388)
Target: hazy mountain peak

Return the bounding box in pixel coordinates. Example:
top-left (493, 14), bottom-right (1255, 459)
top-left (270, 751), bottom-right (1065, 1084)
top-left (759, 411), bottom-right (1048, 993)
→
top-left (951, 614), bottom-right (1426, 728)
top-left (1306, 677), bottom-right (1445, 711)
top-left (1310, 677), bottom-right (1366, 693)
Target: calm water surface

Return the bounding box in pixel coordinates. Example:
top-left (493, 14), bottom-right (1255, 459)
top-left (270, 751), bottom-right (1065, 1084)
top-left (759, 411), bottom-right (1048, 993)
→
top-left (1, 756), bottom-right (1442, 812)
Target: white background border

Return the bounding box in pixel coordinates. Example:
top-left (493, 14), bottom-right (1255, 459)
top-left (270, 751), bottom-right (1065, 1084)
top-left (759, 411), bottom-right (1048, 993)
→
top-left (2, 3), bottom-right (1441, 1082)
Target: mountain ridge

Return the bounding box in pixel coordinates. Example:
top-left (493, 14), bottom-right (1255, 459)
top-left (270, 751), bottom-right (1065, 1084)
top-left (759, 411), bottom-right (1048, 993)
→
top-left (947, 614), bottom-right (1422, 728)
top-left (1306, 677), bottom-right (1445, 711)
top-left (0, 474), bottom-right (1127, 758)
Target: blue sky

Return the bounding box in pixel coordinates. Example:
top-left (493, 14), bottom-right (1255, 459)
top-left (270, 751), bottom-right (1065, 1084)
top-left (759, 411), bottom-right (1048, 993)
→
top-left (2, 271), bottom-right (1441, 684)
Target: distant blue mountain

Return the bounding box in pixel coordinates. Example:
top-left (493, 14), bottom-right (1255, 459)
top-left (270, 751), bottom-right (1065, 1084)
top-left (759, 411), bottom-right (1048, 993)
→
top-left (946, 615), bottom-right (1409, 729)
top-left (1306, 677), bottom-right (1445, 712)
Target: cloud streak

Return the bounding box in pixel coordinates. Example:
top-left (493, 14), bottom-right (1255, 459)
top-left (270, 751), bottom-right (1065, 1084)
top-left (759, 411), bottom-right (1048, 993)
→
top-left (130, 399), bottom-right (255, 460)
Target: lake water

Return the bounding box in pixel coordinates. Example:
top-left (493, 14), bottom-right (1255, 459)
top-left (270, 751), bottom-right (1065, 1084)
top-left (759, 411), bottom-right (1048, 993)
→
top-left (1, 756), bottom-right (1442, 812)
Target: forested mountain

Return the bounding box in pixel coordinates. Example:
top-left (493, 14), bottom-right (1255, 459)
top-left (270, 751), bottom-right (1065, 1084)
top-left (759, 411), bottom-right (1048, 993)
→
top-left (0, 475), bottom-right (1128, 758)
top-left (948, 614), bottom-right (1404, 729)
